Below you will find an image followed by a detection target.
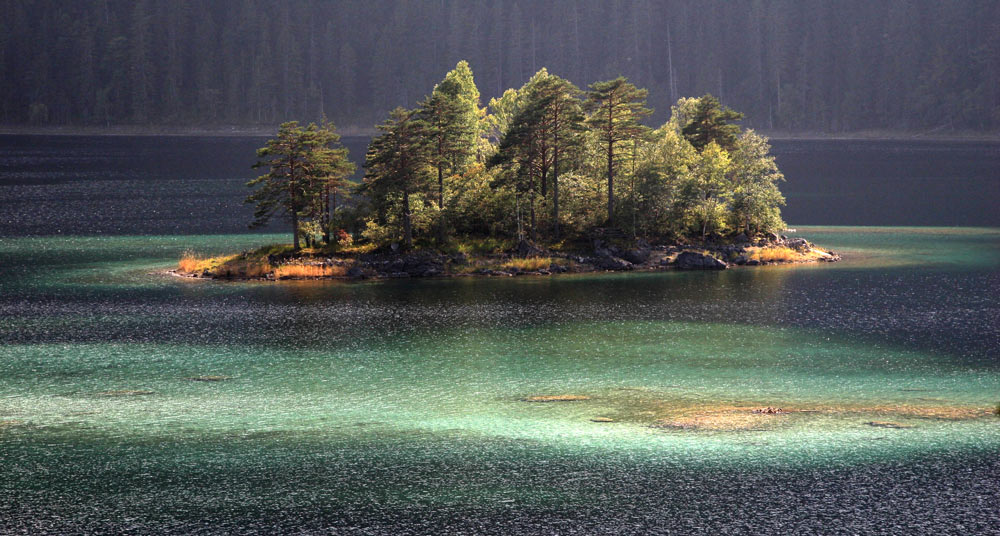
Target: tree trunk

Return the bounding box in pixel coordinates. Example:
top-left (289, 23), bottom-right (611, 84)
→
top-left (289, 155), bottom-right (299, 250)
top-left (607, 101), bottom-right (615, 227)
top-left (529, 171), bottom-right (536, 242)
top-left (607, 134), bottom-right (614, 226)
top-left (402, 188), bottom-right (412, 248)
top-left (553, 133), bottom-right (560, 241)
top-left (322, 184), bottom-right (331, 244)
top-left (438, 159), bottom-right (446, 243)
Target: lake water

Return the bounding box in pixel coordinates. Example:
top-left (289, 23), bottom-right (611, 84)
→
top-left (1, 135), bottom-right (998, 534)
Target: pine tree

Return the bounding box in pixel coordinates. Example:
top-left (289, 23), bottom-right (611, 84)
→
top-left (418, 62), bottom-right (479, 243)
top-left (311, 120), bottom-right (356, 245)
top-left (246, 121), bottom-right (352, 250)
top-left (523, 72), bottom-right (584, 239)
top-left (362, 108), bottom-right (433, 248)
top-left (584, 76), bottom-right (652, 227)
top-left (681, 94), bottom-right (744, 152)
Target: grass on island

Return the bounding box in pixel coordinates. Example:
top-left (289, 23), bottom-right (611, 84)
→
top-left (178, 251), bottom-right (241, 273)
top-left (178, 250), bottom-right (274, 279)
top-left (747, 246), bottom-right (801, 262)
top-left (272, 264), bottom-right (347, 278)
top-left (746, 245), bottom-right (832, 263)
top-left (179, 244), bottom-right (364, 280)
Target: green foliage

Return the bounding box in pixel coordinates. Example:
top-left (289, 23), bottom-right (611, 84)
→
top-left (630, 127), bottom-right (696, 236)
top-left (584, 76), bottom-right (653, 226)
top-left (677, 142), bottom-right (733, 238)
top-left (488, 69), bottom-right (586, 240)
top-left (361, 107), bottom-right (434, 248)
top-left (418, 62), bottom-right (482, 243)
top-left (728, 130), bottom-right (786, 235)
top-left (681, 94), bottom-right (744, 152)
top-left (336, 63), bottom-right (788, 249)
top-left (245, 121), bottom-right (354, 250)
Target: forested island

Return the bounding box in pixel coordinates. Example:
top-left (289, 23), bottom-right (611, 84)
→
top-left (177, 61), bottom-right (838, 280)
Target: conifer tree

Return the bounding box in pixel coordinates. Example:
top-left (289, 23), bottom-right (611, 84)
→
top-left (362, 108), bottom-right (433, 248)
top-left (584, 76), bottom-right (652, 227)
top-left (245, 121), bottom-right (353, 250)
top-left (523, 73), bottom-right (584, 239)
top-left (312, 120), bottom-right (356, 244)
top-left (680, 94), bottom-right (744, 151)
top-left (419, 72), bottom-right (476, 243)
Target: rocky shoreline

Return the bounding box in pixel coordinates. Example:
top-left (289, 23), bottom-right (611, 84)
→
top-left (173, 232), bottom-right (840, 282)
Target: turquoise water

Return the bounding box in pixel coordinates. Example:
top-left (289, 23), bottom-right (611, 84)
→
top-left (1, 227), bottom-right (998, 533)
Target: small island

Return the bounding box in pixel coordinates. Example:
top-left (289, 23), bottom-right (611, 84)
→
top-left (176, 61), bottom-right (839, 281)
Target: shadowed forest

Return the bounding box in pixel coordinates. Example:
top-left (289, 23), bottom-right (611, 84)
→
top-left (3, 0), bottom-right (998, 133)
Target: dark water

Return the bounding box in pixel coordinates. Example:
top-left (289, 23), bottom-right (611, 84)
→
top-left (0, 135), bottom-right (997, 236)
top-left (1, 135), bottom-right (999, 534)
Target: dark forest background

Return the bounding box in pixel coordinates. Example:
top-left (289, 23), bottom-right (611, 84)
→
top-left (3, 0), bottom-right (998, 133)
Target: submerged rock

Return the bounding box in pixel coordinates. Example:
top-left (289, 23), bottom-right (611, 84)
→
top-left (522, 394), bottom-right (591, 402)
top-left (866, 421), bottom-right (912, 429)
top-left (97, 390), bottom-right (154, 397)
top-left (751, 407), bottom-right (787, 414)
top-left (652, 411), bottom-right (781, 431)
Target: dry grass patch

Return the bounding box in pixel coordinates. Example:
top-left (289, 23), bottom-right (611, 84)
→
top-left (747, 246), bottom-right (802, 263)
top-left (502, 257), bottom-right (553, 271)
top-left (178, 251), bottom-right (239, 273)
top-left (273, 264), bottom-right (346, 279)
top-left (212, 258), bottom-right (272, 278)
top-left (747, 245), bottom-right (836, 263)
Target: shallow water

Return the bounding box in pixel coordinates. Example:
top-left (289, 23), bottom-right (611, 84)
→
top-left (1, 227), bottom-right (999, 533)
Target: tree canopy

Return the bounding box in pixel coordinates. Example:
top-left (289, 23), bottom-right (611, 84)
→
top-left (351, 63), bottom-right (787, 249)
top-left (245, 121), bottom-right (354, 250)
top-left (681, 95), bottom-right (745, 151)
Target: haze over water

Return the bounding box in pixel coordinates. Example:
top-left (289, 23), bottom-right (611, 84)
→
top-left (1, 135), bottom-right (998, 534)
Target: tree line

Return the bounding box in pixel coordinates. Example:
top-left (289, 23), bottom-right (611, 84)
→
top-left (248, 61), bottom-right (785, 250)
top-left (3, 0), bottom-right (998, 133)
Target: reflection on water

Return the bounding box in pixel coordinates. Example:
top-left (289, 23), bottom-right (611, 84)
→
top-left (1, 227), bottom-right (999, 533)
